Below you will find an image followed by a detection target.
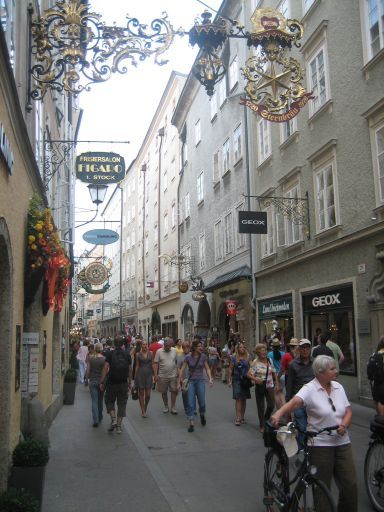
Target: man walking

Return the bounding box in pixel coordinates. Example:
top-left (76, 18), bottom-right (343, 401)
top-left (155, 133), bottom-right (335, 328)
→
top-left (100, 337), bottom-right (132, 433)
top-left (312, 331), bottom-right (334, 359)
top-left (153, 337), bottom-right (178, 414)
top-left (286, 339), bottom-right (314, 448)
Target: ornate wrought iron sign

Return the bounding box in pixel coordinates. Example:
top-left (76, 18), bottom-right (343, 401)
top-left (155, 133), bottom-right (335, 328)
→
top-left (75, 152), bottom-right (125, 184)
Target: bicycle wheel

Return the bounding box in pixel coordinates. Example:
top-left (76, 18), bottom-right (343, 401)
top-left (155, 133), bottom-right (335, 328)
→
top-left (263, 449), bottom-right (288, 511)
top-left (364, 440), bottom-right (384, 512)
top-left (291, 477), bottom-right (336, 512)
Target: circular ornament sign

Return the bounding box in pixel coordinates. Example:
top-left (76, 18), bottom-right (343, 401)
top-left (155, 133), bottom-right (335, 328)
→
top-left (84, 262), bottom-right (108, 286)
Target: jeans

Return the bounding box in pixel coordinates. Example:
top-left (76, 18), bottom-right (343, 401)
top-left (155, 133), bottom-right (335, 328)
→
top-left (89, 381), bottom-right (104, 424)
top-left (293, 407), bottom-right (307, 449)
top-left (186, 379), bottom-right (205, 420)
top-left (78, 360), bottom-right (87, 384)
top-left (255, 384), bottom-right (275, 429)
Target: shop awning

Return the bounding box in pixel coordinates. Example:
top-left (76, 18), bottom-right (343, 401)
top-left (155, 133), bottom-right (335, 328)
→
top-left (203, 265), bottom-right (251, 293)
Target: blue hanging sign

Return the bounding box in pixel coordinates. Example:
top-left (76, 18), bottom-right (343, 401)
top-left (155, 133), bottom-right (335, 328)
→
top-left (83, 229), bottom-right (119, 245)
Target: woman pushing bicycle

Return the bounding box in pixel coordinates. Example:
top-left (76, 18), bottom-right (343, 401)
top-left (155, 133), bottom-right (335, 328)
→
top-left (270, 355), bottom-right (357, 512)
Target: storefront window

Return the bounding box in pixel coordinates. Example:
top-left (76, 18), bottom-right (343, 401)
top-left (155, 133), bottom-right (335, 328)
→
top-left (258, 295), bottom-right (294, 348)
top-left (302, 285), bottom-right (356, 375)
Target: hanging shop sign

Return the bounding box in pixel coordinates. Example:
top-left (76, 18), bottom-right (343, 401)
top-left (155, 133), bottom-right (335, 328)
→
top-left (225, 300), bottom-right (238, 316)
top-left (179, 281), bottom-right (189, 293)
top-left (258, 295), bottom-right (293, 318)
top-left (75, 152), bottom-right (125, 183)
top-left (192, 291), bottom-right (207, 302)
top-left (0, 123), bottom-right (14, 175)
top-left (84, 262), bottom-right (109, 286)
top-left (83, 228), bottom-right (119, 245)
top-left (238, 211), bottom-right (268, 234)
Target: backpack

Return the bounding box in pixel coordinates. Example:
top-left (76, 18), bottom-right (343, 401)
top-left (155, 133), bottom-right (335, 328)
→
top-left (108, 349), bottom-right (130, 382)
top-left (367, 352), bottom-right (384, 384)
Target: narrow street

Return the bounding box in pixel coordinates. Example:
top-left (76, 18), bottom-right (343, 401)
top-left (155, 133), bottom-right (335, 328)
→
top-left (43, 380), bottom-right (375, 512)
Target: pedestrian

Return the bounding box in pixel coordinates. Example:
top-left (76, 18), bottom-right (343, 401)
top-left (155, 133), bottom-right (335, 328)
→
top-left (153, 337), bottom-right (179, 414)
top-left (367, 336), bottom-right (384, 415)
top-left (326, 335), bottom-right (345, 372)
top-left (312, 332), bottom-right (334, 359)
top-left (149, 335), bottom-right (163, 357)
top-left (228, 342), bottom-right (251, 426)
top-left (271, 355), bottom-right (358, 512)
top-left (268, 338), bottom-right (284, 374)
top-left (286, 338), bottom-right (314, 448)
top-left (248, 343), bottom-right (280, 433)
top-left (178, 339), bottom-right (213, 432)
top-left (278, 337), bottom-right (299, 387)
top-left (86, 342), bottom-right (105, 427)
top-left (207, 339), bottom-right (219, 379)
top-left (134, 340), bottom-right (153, 418)
top-left (177, 341), bottom-right (191, 415)
top-left (100, 336), bottom-right (132, 434)
top-left (175, 338), bottom-right (183, 357)
top-left (76, 339), bottom-right (89, 384)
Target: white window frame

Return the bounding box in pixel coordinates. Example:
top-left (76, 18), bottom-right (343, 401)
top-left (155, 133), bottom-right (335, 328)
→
top-left (163, 170), bottom-right (168, 192)
top-left (374, 122), bottom-right (384, 203)
top-left (278, 0), bottom-right (290, 17)
top-left (307, 43), bottom-right (330, 117)
top-left (314, 159), bottom-right (339, 233)
top-left (303, 0), bottom-right (316, 13)
top-left (199, 233), bottom-right (206, 270)
top-left (131, 255), bottom-right (135, 278)
top-left (222, 138), bottom-right (230, 175)
top-left (181, 244), bottom-right (191, 280)
top-left (280, 113), bottom-right (297, 143)
top-left (261, 206), bottom-right (276, 258)
top-left (218, 78), bottom-right (226, 107)
top-left (233, 123), bottom-right (242, 164)
top-left (164, 213), bottom-right (168, 236)
top-left (257, 118), bottom-right (271, 164)
top-left (197, 171), bottom-right (204, 203)
top-left (214, 220), bottom-right (223, 262)
top-left (364, 0), bottom-right (384, 60)
top-left (224, 211), bottom-right (233, 255)
top-left (235, 202), bottom-right (247, 250)
top-left (171, 204), bottom-right (176, 229)
top-left (184, 192), bottom-right (190, 219)
top-left (284, 184), bottom-right (302, 246)
top-left (213, 149), bottom-right (221, 184)
top-left (229, 55), bottom-right (239, 91)
top-left (195, 119), bottom-right (201, 146)
top-left (210, 91), bottom-right (218, 120)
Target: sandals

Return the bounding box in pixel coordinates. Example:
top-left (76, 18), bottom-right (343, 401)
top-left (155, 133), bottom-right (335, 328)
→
top-left (241, 419), bottom-right (246, 424)
top-left (235, 419), bottom-right (241, 426)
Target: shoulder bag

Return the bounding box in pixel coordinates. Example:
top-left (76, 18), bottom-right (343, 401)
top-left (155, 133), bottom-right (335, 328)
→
top-left (181, 353), bottom-right (202, 393)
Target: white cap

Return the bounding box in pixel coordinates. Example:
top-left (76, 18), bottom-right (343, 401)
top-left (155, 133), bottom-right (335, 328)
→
top-left (276, 426), bottom-right (298, 458)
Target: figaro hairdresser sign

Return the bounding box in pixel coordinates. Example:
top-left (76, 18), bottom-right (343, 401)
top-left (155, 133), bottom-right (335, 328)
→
top-left (75, 152), bottom-right (125, 184)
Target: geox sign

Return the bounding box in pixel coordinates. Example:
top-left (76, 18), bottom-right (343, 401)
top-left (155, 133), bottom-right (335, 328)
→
top-left (75, 152), bottom-right (125, 184)
top-left (238, 211), bottom-right (268, 234)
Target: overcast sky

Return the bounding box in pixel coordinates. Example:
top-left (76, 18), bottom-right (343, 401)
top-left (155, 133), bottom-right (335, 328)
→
top-left (74, 0), bottom-right (221, 252)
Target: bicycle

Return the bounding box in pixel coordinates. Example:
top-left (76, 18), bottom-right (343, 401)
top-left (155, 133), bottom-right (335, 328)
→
top-left (364, 414), bottom-right (384, 511)
top-left (263, 421), bottom-right (338, 512)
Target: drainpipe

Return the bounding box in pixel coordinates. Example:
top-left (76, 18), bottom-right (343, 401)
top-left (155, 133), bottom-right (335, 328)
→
top-left (157, 127), bottom-right (165, 300)
top-left (141, 164), bottom-right (147, 306)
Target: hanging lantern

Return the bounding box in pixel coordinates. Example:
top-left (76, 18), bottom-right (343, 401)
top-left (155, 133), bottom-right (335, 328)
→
top-left (225, 300), bottom-right (238, 316)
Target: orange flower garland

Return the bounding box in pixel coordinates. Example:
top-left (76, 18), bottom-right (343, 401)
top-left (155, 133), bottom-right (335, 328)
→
top-left (27, 195), bottom-right (71, 312)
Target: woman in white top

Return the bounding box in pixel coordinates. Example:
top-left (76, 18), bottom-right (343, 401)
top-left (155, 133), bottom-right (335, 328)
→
top-left (271, 355), bottom-right (357, 512)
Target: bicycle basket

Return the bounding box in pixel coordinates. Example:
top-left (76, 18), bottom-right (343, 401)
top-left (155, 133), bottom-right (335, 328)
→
top-left (263, 427), bottom-right (283, 452)
top-left (370, 414), bottom-right (384, 438)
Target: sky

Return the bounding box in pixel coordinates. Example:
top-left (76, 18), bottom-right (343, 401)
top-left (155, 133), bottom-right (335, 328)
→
top-left (74, 0), bottom-right (222, 253)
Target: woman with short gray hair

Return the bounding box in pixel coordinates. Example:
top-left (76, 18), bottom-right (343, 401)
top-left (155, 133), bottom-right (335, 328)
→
top-left (271, 354), bottom-right (357, 512)
top-left (86, 342), bottom-right (106, 427)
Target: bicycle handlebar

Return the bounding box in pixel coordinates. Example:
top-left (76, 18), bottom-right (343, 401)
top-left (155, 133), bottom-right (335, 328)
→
top-left (265, 420), bottom-right (339, 437)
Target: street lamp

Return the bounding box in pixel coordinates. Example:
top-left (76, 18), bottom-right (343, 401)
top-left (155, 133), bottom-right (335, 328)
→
top-left (87, 184), bottom-right (108, 206)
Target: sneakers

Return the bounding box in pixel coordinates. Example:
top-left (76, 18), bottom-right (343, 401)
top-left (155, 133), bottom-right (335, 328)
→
top-left (108, 421), bottom-right (117, 432)
top-left (92, 422), bottom-right (98, 428)
top-left (163, 407), bottom-right (169, 413)
top-left (188, 424), bottom-right (194, 433)
top-left (170, 408), bottom-right (178, 415)
top-left (200, 415), bottom-right (206, 426)
top-left (115, 426), bottom-right (122, 434)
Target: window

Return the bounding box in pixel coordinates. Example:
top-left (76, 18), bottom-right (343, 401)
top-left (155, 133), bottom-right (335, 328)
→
top-left (366, 0), bottom-right (384, 58)
top-left (303, 0), bottom-right (315, 12)
top-left (181, 245), bottom-right (191, 280)
top-left (154, 225), bottom-right (158, 246)
top-left (218, 78), bottom-right (226, 107)
top-left (229, 55), bottom-right (238, 90)
top-left (278, 0), bottom-right (290, 17)
top-left (210, 91), bottom-right (218, 120)
top-left (163, 170), bottom-right (168, 192)
top-left (199, 233), bottom-right (206, 270)
top-left (257, 118), bottom-right (271, 164)
top-left (184, 192), bottom-right (190, 219)
top-left (308, 46), bottom-right (329, 115)
top-left (375, 123), bottom-right (384, 202)
top-left (171, 204), bottom-right (176, 228)
top-left (145, 235), bottom-right (149, 254)
top-left (235, 202), bottom-right (247, 250)
top-left (197, 171), bottom-right (204, 203)
top-left (195, 119), bottom-right (201, 145)
top-left (164, 213), bottom-right (168, 236)
top-left (233, 124), bottom-right (242, 163)
top-left (280, 109), bottom-right (297, 143)
top-left (1, 0), bottom-right (15, 68)
top-left (170, 158), bottom-right (176, 181)
top-left (285, 185), bottom-right (302, 245)
top-left (222, 138), bottom-right (230, 175)
top-left (131, 255), bottom-right (135, 277)
top-left (315, 162), bottom-right (337, 231)
top-left (224, 212), bottom-right (233, 254)
top-left (214, 220), bottom-right (223, 262)
top-left (213, 149), bottom-right (220, 184)
top-left (131, 231), bottom-right (135, 247)
top-left (261, 206), bottom-right (276, 257)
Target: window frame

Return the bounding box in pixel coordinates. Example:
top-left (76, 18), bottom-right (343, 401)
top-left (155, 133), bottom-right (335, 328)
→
top-left (307, 42), bottom-right (331, 117)
top-left (313, 159), bottom-right (339, 233)
top-left (233, 123), bottom-right (242, 164)
top-left (222, 138), bottom-right (231, 176)
top-left (229, 55), bottom-right (239, 91)
top-left (197, 171), bottom-right (204, 203)
top-left (195, 119), bottom-right (201, 146)
top-left (214, 219), bottom-right (223, 262)
top-left (257, 117), bottom-right (272, 164)
top-left (374, 121), bottom-right (384, 203)
top-left (199, 233), bottom-right (206, 270)
top-left (224, 211), bottom-right (233, 255)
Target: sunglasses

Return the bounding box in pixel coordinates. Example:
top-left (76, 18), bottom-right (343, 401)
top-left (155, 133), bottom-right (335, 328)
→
top-left (328, 397), bottom-right (336, 412)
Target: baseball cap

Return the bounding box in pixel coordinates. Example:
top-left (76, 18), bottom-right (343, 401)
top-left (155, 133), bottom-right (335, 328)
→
top-left (276, 426), bottom-right (298, 458)
top-left (271, 338), bottom-right (281, 347)
top-left (299, 338), bottom-right (311, 347)
top-left (289, 338), bottom-right (299, 346)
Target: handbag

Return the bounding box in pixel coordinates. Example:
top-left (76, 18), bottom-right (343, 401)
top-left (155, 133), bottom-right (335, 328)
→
top-left (181, 353), bottom-right (202, 393)
top-left (131, 387), bottom-right (139, 400)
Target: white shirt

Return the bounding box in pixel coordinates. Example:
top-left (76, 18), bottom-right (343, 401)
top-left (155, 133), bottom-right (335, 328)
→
top-left (296, 378), bottom-right (351, 447)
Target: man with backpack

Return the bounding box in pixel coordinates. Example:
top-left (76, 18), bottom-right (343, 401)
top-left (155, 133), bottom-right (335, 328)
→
top-left (100, 336), bottom-right (132, 433)
top-left (367, 336), bottom-right (384, 415)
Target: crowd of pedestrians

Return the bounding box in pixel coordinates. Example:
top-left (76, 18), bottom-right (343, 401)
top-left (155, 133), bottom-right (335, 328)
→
top-left (70, 330), bottom-right (384, 512)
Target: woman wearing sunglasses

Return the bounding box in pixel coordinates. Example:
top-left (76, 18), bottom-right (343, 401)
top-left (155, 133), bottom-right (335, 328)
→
top-left (271, 355), bottom-right (357, 512)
